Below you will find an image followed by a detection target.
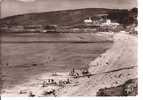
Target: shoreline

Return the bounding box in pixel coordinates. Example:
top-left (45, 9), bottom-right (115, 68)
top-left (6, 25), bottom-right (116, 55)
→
top-left (1, 32), bottom-right (137, 96)
top-left (57, 32), bottom-right (137, 96)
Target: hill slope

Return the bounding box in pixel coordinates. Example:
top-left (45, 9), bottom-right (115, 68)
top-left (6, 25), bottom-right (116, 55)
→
top-left (0, 8), bottom-right (136, 26)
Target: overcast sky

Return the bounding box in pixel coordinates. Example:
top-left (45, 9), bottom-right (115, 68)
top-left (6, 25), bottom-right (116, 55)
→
top-left (1, 0), bottom-right (137, 18)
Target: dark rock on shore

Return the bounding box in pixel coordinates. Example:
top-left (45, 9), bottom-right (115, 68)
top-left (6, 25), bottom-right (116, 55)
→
top-left (96, 78), bottom-right (137, 96)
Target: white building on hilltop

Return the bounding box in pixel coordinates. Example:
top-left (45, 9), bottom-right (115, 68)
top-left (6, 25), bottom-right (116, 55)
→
top-left (83, 16), bottom-right (120, 28)
top-left (84, 17), bottom-right (93, 24)
top-left (101, 19), bottom-right (119, 26)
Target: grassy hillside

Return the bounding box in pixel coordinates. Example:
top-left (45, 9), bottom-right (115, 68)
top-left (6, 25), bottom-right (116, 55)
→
top-left (0, 8), bottom-right (137, 27)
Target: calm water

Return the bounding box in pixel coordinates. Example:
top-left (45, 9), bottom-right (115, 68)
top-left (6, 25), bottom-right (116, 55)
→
top-left (1, 33), bottom-right (113, 70)
top-left (1, 33), bottom-right (113, 88)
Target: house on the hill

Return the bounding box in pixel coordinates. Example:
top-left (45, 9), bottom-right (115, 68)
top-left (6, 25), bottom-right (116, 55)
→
top-left (84, 17), bottom-right (93, 24)
top-left (101, 19), bottom-right (119, 27)
top-left (84, 14), bottom-right (119, 28)
top-left (84, 14), bottom-right (108, 26)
